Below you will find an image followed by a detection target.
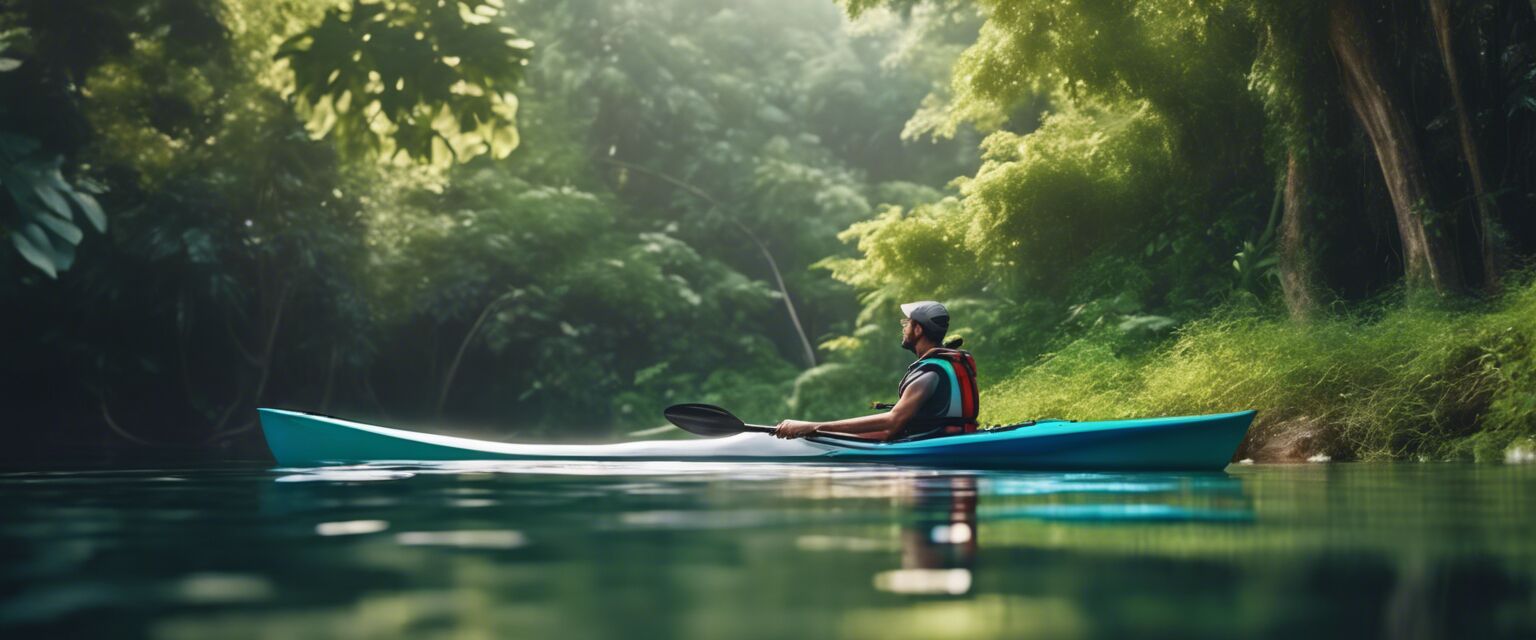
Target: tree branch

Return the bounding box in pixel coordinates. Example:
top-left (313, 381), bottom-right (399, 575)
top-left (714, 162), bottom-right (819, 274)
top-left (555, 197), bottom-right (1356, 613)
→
top-left (209, 280), bottom-right (291, 437)
top-left (598, 157), bottom-right (818, 368)
top-left (97, 397), bottom-right (160, 446)
top-left (224, 311), bottom-right (263, 366)
top-left (249, 281), bottom-right (292, 406)
top-left (436, 290), bottom-right (518, 417)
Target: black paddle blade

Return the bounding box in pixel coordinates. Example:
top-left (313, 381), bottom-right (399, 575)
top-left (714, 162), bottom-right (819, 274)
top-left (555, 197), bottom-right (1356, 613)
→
top-left (664, 403), bottom-right (749, 437)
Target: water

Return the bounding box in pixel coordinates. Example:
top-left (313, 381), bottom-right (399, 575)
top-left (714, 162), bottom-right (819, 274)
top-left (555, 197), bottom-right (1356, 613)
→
top-left (2, 462), bottom-right (1533, 638)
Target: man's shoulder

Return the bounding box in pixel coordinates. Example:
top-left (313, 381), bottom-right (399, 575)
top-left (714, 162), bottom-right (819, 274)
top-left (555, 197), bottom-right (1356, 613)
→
top-left (901, 369), bottom-right (940, 395)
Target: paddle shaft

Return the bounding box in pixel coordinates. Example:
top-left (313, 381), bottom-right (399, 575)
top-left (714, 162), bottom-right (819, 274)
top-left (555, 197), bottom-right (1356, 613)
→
top-left (663, 403), bottom-right (883, 444)
top-left (742, 422), bottom-right (877, 444)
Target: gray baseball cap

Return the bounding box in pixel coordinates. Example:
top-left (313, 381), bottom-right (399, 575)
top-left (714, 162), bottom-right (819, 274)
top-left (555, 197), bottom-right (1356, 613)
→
top-left (900, 300), bottom-right (949, 336)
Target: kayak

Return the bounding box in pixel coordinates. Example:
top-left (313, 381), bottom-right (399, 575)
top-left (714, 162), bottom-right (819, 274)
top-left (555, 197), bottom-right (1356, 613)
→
top-left (258, 408), bottom-right (1256, 471)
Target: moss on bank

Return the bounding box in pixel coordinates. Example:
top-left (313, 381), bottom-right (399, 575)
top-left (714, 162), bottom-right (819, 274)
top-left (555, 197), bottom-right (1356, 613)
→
top-left (982, 282), bottom-right (1536, 463)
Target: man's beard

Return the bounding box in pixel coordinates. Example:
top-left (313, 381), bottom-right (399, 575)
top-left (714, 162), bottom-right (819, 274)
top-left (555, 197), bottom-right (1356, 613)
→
top-left (901, 335), bottom-right (917, 353)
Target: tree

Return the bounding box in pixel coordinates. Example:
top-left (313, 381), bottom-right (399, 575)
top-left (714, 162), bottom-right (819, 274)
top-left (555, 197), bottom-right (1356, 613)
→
top-left (1328, 0), bottom-right (1462, 294)
top-left (0, 0), bottom-right (534, 279)
top-left (277, 0), bottom-right (533, 165)
top-left (1428, 0), bottom-right (1505, 291)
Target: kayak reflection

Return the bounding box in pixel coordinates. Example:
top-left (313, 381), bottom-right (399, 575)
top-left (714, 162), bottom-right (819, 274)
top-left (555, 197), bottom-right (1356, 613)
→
top-left (979, 471), bottom-right (1254, 523)
top-left (874, 471), bottom-right (1254, 597)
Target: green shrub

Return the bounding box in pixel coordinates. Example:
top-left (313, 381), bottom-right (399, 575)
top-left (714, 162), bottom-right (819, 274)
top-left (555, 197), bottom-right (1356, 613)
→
top-left (984, 281), bottom-right (1536, 460)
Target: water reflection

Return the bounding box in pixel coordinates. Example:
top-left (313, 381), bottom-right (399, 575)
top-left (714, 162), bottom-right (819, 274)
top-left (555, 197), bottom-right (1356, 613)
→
top-left (981, 472), bottom-right (1253, 524)
top-left (315, 519), bottom-right (388, 536)
top-left (873, 475), bottom-right (979, 595)
top-left (873, 472), bottom-right (1253, 596)
top-left (2, 463), bottom-right (1534, 638)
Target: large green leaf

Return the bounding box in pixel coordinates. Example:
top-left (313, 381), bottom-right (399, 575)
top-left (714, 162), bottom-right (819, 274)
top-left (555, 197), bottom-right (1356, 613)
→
top-left (11, 223), bottom-right (58, 278)
top-left (30, 168), bottom-right (74, 218)
top-left (30, 207), bottom-right (84, 245)
top-left (0, 133), bottom-right (108, 278)
top-left (68, 190), bottom-right (107, 232)
top-left (10, 221), bottom-right (75, 277)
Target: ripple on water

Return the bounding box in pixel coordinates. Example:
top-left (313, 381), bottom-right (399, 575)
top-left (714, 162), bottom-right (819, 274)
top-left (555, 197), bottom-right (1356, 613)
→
top-left (274, 468), bottom-right (416, 483)
top-left (393, 530), bottom-right (527, 549)
top-left (315, 520), bottom-right (390, 536)
top-left (170, 573), bottom-right (273, 604)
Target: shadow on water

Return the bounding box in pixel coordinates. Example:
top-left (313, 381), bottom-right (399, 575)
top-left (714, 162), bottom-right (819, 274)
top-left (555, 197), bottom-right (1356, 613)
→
top-left (1, 462), bottom-right (1533, 638)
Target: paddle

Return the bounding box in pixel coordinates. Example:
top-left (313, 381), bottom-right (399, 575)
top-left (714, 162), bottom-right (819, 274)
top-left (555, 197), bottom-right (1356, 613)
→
top-left (663, 403), bottom-right (871, 443)
top-left (664, 403), bottom-right (772, 437)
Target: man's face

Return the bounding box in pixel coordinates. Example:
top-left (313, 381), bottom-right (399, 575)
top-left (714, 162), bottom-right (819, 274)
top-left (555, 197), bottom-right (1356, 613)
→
top-left (900, 318), bottom-right (920, 352)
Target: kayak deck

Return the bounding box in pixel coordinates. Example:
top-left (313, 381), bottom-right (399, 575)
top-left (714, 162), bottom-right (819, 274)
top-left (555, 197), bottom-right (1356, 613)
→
top-left (258, 408), bottom-right (1256, 471)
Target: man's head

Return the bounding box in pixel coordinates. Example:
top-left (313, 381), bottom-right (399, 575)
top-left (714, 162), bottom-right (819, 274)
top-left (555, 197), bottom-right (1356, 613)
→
top-left (899, 300), bottom-right (949, 352)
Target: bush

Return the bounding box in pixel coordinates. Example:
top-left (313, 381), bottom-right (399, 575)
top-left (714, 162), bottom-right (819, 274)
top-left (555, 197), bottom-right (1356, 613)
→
top-left (984, 280), bottom-right (1536, 461)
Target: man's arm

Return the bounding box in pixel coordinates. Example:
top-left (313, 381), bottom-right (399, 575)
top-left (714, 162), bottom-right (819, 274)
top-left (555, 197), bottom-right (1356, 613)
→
top-left (774, 371), bottom-right (937, 441)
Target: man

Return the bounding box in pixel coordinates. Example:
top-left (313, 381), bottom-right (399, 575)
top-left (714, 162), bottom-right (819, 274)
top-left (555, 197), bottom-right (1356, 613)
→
top-left (774, 300), bottom-right (979, 442)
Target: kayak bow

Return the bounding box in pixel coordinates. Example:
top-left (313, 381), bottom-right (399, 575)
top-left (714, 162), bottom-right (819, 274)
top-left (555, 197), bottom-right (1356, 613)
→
top-left (258, 408), bottom-right (1256, 471)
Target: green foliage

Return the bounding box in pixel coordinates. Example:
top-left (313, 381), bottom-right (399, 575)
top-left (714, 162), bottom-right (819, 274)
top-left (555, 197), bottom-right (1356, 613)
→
top-left (6, 0), bottom-right (1533, 462)
top-left (0, 0), bottom-right (529, 278)
top-left (0, 133), bottom-right (106, 278)
top-left (959, 103), bottom-right (1181, 298)
top-left (983, 279), bottom-right (1536, 461)
top-left (1242, 0), bottom-right (1332, 156)
top-left (302, 0), bottom-right (983, 430)
top-left (0, 30), bottom-right (108, 278)
top-left (823, 98), bottom-right (1235, 340)
top-left (0, 0), bottom-right (236, 278)
top-left (790, 324), bottom-right (911, 421)
top-left (277, 0), bottom-right (532, 165)
top-left (821, 198), bottom-right (977, 300)
top-left (819, 0), bottom-right (1276, 392)
top-left (1231, 190), bottom-right (1282, 296)
top-left (886, 0), bottom-right (1262, 149)
top-left (373, 163), bottom-right (807, 428)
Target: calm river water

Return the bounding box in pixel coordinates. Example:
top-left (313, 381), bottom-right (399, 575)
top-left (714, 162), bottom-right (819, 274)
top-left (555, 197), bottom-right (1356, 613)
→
top-left (2, 462), bottom-right (1533, 638)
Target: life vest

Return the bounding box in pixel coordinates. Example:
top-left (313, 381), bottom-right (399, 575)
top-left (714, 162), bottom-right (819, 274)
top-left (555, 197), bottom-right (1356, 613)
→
top-left (894, 347), bottom-right (980, 440)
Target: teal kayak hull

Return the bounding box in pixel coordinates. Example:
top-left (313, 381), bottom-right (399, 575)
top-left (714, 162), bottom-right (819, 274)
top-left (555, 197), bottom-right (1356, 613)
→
top-left (258, 408), bottom-right (1256, 471)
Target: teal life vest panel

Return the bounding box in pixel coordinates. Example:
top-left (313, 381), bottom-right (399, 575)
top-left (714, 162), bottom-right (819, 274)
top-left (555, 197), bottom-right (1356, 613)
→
top-left (895, 348), bottom-right (979, 440)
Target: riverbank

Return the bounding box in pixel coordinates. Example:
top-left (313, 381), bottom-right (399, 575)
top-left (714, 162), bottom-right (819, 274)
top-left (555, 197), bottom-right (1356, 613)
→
top-left (982, 282), bottom-right (1536, 463)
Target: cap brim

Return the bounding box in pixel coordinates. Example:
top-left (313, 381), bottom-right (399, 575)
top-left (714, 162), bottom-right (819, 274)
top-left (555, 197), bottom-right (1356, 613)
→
top-left (900, 300), bottom-right (938, 318)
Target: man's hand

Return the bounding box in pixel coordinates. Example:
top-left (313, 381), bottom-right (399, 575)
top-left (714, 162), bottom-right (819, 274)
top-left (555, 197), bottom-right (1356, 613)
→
top-left (774, 420), bottom-right (821, 439)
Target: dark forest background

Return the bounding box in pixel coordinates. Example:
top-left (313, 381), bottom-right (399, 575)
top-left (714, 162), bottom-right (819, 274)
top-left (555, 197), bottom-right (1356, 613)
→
top-left (2, 0), bottom-right (1535, 462)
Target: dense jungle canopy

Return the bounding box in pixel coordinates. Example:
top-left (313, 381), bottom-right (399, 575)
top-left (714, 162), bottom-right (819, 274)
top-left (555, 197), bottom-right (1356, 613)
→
top-left (2, 0), bottom-right (1535, 462)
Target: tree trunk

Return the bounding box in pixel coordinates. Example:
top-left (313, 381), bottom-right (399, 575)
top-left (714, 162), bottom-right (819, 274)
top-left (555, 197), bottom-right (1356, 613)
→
top-left (1328, 0), bottom-right (1463, 293)
top-left (1279, 151), bottom-right (1324, 318)
top-left (1428, 0), bottom-right (1505, 291)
